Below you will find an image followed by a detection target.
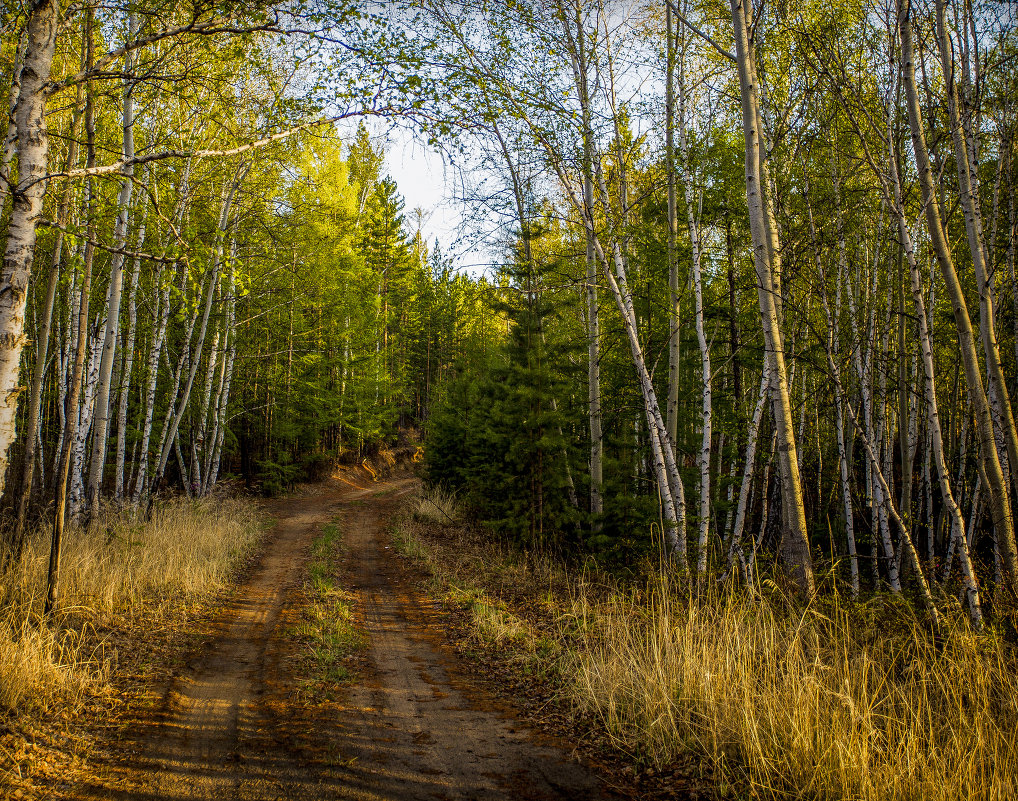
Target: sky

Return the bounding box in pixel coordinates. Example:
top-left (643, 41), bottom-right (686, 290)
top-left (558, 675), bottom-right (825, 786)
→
top-left (380, 126), bottom-right (494, 275)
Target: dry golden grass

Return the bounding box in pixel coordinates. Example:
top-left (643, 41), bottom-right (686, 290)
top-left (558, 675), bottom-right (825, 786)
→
top-left (410, 487), bottom-right (463, 525)
top-left (567, 582), bottom-right (1018, 801)
top-left (397, 487), bottom-right (1018, 801)
top-left (0, 498), bottom-right (262, 715)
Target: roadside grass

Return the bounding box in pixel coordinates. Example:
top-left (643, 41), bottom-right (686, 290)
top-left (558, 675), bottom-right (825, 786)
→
top-left (0, 498), bottom-right (262, 717)
top-left (288, 521), bottom-right (365, 700)
top-left (393, 487), bottom-right (1018, 801)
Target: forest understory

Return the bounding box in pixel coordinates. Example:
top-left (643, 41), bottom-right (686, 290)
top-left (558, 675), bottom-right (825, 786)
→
top-left (4, 0), bottom-right (1018, 798)
top-left (394, 488), bottom-right (1018, 801)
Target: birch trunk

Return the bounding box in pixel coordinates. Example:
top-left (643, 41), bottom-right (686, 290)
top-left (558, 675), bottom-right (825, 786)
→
top-left (558, 0), bottom-right (603, 523)
top-left (897, 0), bottom-right (1018, 592)
top-left (886, 109), bottom-right (982, 625)
top-left (935, 0), bottom-right (1018, 518)
top-left (85, 12), bottom-right (140, 513)
top-left (725, 369), bottom-right (768, 580)
top-left (728, 0), bottom-right (814, 593)
top-left (131, 160), bottom-right (192, 503)
top-left (10, 81), bottom-right (83, 559)
top-left (0, 0), bottom-right (61, 500)
top-left (46, 22), bottom-right (94, 612)
top-left (676, 49), bottom-right (712, 576)
top-left (0, 31), bottom-right (27, 214)
top-left (205, 244), bottom-right (237, 494)
top-left (665, 0), bottom-right (681, 446)
top-left (807, 192), bottom-right (859, 597)
top-left (114, 213), bottom-right (145, 500)
top-left (148, 167), bottom-right (244, 504)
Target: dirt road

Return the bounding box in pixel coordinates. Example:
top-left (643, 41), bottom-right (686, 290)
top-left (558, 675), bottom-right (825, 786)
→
top-left (77, 474), bottom-right (613, 800)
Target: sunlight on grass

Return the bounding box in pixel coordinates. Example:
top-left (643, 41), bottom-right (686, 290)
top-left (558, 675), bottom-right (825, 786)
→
top-left (394, 488), bottom-right (1018, 801)
top-left (289, 521), bottom-right (365, 698)
top-left (0, 499), bottom-right (261, 714)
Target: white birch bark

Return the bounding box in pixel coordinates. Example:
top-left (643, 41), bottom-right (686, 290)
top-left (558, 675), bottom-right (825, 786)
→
top-left (0, 31), bottom-right (27, 213)
top-left (131, 159), bottom-right (193, 503)
top-left (934, 0), bottom-right (1018, 517)
top-left (807, 192), bottom-right (860, 597)
top-left (886, 116), bottom-right (982, 626)
top-left (205, 244), bottom-right (237, 494)
top-left (0, 0), bottom-right (61, 498)
top-left (114, 213), bottom-right (145, 500)
top-left (149, 166), bottom-right (245, 500)
top-left (728, 0), bottom-right (814, 592)
top-left (85, 12), bottom-right (140, 512)
top-left (131, 263), bottom-right (173, 504)
top-left (676, 55), bottom-right (712, 576)
top-left (724, 369), bottom-right (768, 580)
top-left (897, 0), bottom-right (1018, 591)
top-left (68, 315), bottom-right (106, 514)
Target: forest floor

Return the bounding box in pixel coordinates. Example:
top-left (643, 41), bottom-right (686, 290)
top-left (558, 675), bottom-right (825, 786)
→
top-left (54, 471), bottom-right (620, 801)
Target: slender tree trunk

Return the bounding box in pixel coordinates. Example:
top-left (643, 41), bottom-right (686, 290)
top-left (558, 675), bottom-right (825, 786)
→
top-left (898, 0), bottom-right (1018, 592)
top-left (85, 12), bottom-right (140, 514)
top-left (725, 369), bottom-right (769, 580)
top-left (46, 14), bottom-right (94, 614)
top-left (728, 0), bottom-right (814, 593)
top-left (0, 31), bottom-right (27, 214)
top-left (665, 0), bottom-right (681, 447)
top-left (886, 105), bottom-right (982, 625)
top-left (148, 166), bottom-right (245, 505)
top-left (806, 191), bottom-right (859, 597)
top-left (205, 243), bottom-right (237, 494)
top-left (9, 83), bottom-right (84, 560)
top-left (0, 0), bottom-right (61, 500)
top-left (115, 211), bottom-right (145, 501)
top-left (676, 44), bottom-right (712, 577)
top-left (935, 0), bottom-right (1018, 518)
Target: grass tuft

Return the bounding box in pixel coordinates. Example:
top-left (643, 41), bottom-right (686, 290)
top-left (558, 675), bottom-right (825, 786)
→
top-left (0, 498), bottom-right (261, 716)
top-left (289, 521), bottom-right (365, 697)
top-left (395, 488), bottom-right (1018, 801)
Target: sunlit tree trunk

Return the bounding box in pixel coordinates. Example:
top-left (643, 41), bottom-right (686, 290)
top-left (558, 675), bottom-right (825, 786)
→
top-left (9, 81), bottom-right (83, 560)
top-left (0, 0), bottom-right (61, 501)
top-left (85, 12), bottom-right (140, 514)
top-left (114, 213), bottom-right (145, 501)
top-left (728, 0), bottom-right (814, 593)
top-left (897, 0), bottom-right (1018, 592)
top-left (676, 34), bottom-right (712, 576)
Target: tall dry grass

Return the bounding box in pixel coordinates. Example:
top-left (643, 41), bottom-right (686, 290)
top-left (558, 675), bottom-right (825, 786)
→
top-left (566, 583), bottom-right (1018, 800)
top-left (0, 498), bottom-right (261, 714)
top-left (398, 488), bottom-right (1018, 801)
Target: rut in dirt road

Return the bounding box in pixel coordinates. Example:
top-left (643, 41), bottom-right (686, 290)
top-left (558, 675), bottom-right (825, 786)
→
top-left (76, 475), bottom-right (615, 801)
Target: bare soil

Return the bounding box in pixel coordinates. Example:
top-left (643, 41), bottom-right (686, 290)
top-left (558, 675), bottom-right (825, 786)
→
top-left (70, 473), bottom-right (615, 800)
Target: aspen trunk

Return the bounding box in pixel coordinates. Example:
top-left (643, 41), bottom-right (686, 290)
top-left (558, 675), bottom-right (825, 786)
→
top-left (46, 20), bottom-right (94, 613)
top-left (0, 31), bottom-right (27, 214)
top-left (131, 160), bottom-right (192, 503)
top-left (885, 105), bottom-right (983, 625)
top-left (676, 49), bottom-right (712, 576)
top-left (148, 168), bottom-right (244, 504)
top-left (114, 216), bottom-right (145, 500)
top-left (821, 279), bottom-right (941, 624)
top-left (664, 0), bottom-right (681, 446)
top-left (728, 0), bottom-right (814, 593)
top-left (205, 245), bottom-right (237, 494)
top-left (0, 0), bottom-right (61, 500)
top-left (897, 0), bottom-right (1018, 592)
top-left (85, 12), bottom-right (140, 513)
top-left (806, 192), bottom-right (859, 597)
top-left (557, 0), bottom-right (603, 523)
top-left (10, 81), bottom-right (83, 559)
top-left (934, 0), bottom-right (1018, 520)
top-left (725, 369), bottom-right (768, 580)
